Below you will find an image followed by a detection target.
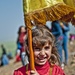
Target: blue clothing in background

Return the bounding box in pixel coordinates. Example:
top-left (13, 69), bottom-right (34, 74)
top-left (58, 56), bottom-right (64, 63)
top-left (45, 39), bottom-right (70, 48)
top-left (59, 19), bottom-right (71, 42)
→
top-left (62, 22), bottom-right (70, 64)
top-left (2, 54), bottom-right (9, 66)
top-left (1, 45), bottom-right (9, 66)
top-left (51, 21), bottom-right (63, 64)
top-left (17, 42), bottom-right (22, 49)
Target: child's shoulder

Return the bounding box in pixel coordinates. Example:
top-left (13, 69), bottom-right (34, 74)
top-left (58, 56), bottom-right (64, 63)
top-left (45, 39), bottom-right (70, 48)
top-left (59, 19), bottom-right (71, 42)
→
top-left (54, 64), bottom-right (62, 69)
top-left (53, 65), bottom-right (65, 75)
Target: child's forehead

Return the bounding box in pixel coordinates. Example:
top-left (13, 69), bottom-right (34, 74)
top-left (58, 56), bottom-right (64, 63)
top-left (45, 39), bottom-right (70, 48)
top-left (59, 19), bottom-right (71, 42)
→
top-left (33, 37), bottom-right (52, 43)
top-left (33, 42), bottom-right (51, 48)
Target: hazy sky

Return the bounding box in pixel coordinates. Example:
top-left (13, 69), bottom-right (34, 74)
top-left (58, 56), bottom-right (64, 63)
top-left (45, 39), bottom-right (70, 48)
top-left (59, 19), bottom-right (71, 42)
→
top-left (0, 0), bottom-right (25, 42)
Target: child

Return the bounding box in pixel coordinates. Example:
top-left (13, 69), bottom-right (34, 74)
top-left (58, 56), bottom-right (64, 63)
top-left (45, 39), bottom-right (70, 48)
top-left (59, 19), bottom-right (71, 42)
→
top-left (13, 25), bottom-right (65, 75)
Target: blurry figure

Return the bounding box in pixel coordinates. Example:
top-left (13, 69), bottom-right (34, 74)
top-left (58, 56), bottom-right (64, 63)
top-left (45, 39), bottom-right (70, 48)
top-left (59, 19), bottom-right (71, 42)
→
top-left (0, 44), bottom-right (9, 66)
top-left (16, 26), bottom-right (29, 65)
top-left (69, 34), bottom-right (75, 45)
top-left (7, 51), bottom-right (13, 59)
top-left (60, 22), bottom-right (70, 65)
top-left (0, 58), bottom-right (2, 66)
top-left (15, 42), bottom-right (21, 62)
top-left (51, 20), bottom-right (63, 68)
top-left (15, 49), bottom-right (21, 62)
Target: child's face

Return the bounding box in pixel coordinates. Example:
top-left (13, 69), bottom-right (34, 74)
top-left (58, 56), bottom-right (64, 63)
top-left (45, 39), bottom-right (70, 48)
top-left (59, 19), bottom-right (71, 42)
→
top-left (33, 43), bottom-right (52, 65)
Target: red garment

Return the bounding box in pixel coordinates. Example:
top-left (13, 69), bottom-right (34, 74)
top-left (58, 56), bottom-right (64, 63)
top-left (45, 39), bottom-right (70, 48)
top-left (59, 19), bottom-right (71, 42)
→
top-left (19, 32), bottom-right (26, 52)
top-left (15, 54), bottom-right (21, 62)
top-left (19, 32), bottom-right (25, 43)
top-left (13, 62), bottom-right (65, 75)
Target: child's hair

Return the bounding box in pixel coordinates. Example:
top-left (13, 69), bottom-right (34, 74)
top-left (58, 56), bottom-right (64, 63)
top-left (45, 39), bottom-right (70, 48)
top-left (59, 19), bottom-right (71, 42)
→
top-left (26, 25), bottom-right (60, 64)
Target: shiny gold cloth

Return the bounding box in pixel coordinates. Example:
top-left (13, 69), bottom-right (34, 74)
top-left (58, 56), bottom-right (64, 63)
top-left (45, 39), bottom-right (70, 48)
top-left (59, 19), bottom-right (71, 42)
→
top-left (23, 0), bottom-right (63, 14)
top-left (63, 0), bottom-right (75, 8)
top-left (23, 0), bottom-right (75, 28)
top-left (63, 0), bottom-right (75, 25)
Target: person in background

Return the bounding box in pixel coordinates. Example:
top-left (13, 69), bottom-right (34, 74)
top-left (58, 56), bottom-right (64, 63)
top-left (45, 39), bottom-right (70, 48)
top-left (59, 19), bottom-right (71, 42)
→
top-left (13, 25), bottom-right (65, 75)
top-left (7, 50), bottom-right (13, 59)
top-left (51, 20), bottom-right (64, 69)
top-left (16, 26), bottom-right (29, 66)
top-left (60, 22), bottom-right (70, 65)
top-left (69, 34), bottom-right (75, 45)
top-left (0, 44), bottom-right (9, 66)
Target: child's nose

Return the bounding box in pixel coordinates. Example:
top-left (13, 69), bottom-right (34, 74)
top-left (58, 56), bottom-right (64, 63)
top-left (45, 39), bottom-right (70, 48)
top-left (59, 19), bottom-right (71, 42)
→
top-left (40, 50), bottom-right (45, 55)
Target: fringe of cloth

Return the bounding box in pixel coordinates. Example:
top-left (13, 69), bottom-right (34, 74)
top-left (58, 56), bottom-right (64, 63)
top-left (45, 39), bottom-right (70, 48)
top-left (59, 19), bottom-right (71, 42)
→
top-left (71, 15), bottom-right (75, 25)
top-left (24, 3), bottom-right (75, 29)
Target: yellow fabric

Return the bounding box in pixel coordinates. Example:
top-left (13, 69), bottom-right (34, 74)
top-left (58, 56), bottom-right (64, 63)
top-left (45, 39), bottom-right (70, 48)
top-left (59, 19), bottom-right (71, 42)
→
top-left (24, 3), bottom-right (75, 29)
top-left (63, 0), bottom-right (75, 8)
top-left (63, 0), bottom-right (75, 25)
top-left (23, 0), bottom-right (64, 14)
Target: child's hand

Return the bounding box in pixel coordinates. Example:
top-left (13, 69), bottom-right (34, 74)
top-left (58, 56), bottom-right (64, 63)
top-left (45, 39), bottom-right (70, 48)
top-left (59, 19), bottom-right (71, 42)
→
top-left (30, 70), bottom-right (39, 75)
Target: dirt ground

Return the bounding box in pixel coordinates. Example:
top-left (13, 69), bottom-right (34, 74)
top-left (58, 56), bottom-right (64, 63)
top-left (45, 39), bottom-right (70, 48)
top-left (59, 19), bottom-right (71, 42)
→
top-left (0, 41), bottom-right (75, 75)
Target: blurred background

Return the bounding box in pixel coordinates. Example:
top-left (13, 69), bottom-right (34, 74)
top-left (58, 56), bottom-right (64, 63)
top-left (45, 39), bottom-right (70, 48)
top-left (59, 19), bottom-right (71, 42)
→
top-left (0, 0), bottom-right (24, 57)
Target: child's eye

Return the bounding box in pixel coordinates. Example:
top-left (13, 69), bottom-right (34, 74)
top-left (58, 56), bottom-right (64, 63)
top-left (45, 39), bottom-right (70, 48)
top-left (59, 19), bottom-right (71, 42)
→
top-left (34, 47), bottom-right (40, 51)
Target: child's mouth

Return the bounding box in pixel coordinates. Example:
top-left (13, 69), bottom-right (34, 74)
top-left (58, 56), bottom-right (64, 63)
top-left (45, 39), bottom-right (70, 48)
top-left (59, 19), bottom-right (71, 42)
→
top-left (38, 57), bottom-right (47, 61)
